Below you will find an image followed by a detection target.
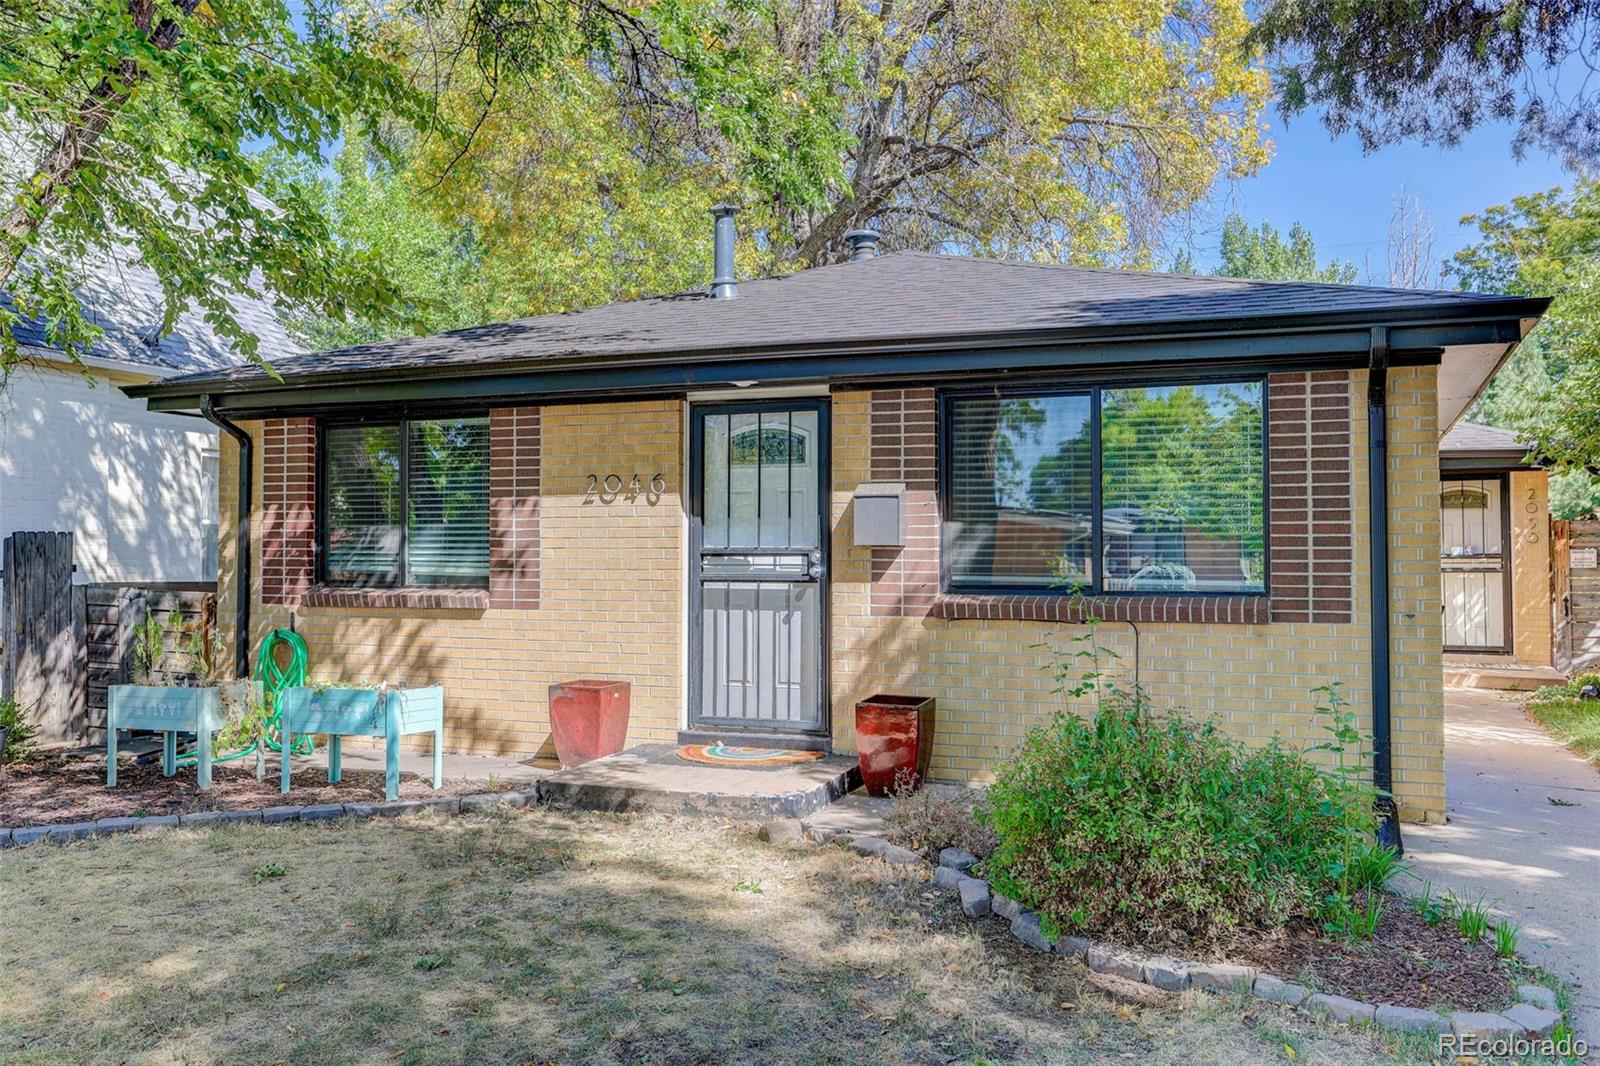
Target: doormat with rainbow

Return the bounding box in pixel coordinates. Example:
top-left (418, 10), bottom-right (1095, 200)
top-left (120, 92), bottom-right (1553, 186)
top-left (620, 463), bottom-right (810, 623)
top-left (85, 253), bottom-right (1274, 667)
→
top-left (675, 743), bottom-right (824, 768)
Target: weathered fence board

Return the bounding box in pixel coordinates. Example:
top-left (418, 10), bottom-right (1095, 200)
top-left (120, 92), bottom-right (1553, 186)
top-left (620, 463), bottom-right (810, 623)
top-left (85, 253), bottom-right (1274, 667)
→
top-left (1568, 518), bottom-right (1600, 675)
top-left (1, 530), bottom-right (215, 746)
top-left (1, 532), bottom-right (87, 744)
top-left (1552, 519), bottom-right (1573, 676)
top-left (83, 585), bottom-right (214, 735)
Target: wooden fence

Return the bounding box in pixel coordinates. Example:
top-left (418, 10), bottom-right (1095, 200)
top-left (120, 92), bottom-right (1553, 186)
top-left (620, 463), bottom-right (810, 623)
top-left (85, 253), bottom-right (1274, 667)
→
top-left (1568, 518), bottom-right (1600, 676)
top-left (1, 531), bottom-right (215, 746)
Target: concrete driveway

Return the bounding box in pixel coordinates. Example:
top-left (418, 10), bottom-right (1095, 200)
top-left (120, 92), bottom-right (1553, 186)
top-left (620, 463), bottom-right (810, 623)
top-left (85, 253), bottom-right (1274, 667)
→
top-left (1406, 687), bottom-right (1600, 1040)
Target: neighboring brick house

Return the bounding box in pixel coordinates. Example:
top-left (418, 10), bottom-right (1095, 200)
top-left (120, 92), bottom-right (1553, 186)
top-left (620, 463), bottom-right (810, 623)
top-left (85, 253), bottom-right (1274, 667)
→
top-left (127, 223), bottom-right (1548, 826)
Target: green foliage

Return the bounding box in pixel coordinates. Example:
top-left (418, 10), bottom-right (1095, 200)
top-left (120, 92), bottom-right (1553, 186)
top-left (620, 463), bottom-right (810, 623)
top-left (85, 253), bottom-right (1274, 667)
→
top-left (250, 862), bottom-right (286, 885)
top-left (1413, 880), bottom-right (1451, 927)
top-left (1348, 844), bottom-right (1402, 894)
top-left (982, 657), bottom-right (1380, 944)
top-left (1305, 682), bottom-right (1389, 939)
top-left (1456, 894), bottom-right (1491, 945)
top-left (1210, 215), bottom-right (1358, 284)
top-left (1455, 179), bottom-right (1600, 505)
top-left (1525, 674), bottom-right (1600, 769)
top-left (297, 0), bottom-right (1271, 344)
top-left (131, 609), bottom-right (168, 686)
top-left (0, 695), bottom-right (38, 764)
top-left (0, 0), bottom-right (433, 379)
top-left (1495, 920), bottom-right (1520, 959)
top-left (1249, 0), bottom-right (1600, 169)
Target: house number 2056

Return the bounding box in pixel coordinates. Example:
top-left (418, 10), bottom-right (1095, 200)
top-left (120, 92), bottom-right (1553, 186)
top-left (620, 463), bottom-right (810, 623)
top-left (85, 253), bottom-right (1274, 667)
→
top-left (584, 473), bottom-right (666, 504)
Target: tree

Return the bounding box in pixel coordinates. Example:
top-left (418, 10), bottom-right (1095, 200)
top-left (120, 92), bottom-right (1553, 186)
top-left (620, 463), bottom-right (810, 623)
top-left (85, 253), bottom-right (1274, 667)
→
top-left (1, 0), bottom-right (851, 376)
top-left (1453, 179), bottom-right (1600, 516)
top-left (1250, 0), bottom-right (1600, 170)
top-left (1386, 190), bottom-right (1440, 289)
top-left (341, 0), bottom-right (1270, 327)
top-left (0, 0), bottom-right (429, 377)
top-left (1211, 215), bottom-right (1357, 284)
top-left (770, 0), bottom-right (1270, 265)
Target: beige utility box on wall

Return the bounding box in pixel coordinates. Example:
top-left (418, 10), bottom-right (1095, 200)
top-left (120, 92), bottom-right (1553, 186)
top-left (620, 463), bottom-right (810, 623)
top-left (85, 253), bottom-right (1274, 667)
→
top-left (852, 481), bottom-right (906, 546)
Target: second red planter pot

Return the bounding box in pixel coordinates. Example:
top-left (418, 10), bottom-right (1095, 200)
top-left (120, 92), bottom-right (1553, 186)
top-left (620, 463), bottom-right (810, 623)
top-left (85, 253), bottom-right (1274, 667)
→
top-left (854, 694), bottom-right (936, 796)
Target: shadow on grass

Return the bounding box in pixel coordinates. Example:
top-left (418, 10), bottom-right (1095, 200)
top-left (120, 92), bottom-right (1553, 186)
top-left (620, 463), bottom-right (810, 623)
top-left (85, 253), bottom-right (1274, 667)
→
top-left (0, 810), bottom-right (1417, 1065)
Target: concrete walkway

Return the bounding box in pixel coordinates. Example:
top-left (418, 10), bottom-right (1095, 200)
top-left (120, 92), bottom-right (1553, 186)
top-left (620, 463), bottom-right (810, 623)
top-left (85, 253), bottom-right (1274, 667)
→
top-left (1407, 687), bottom-right (1600, 1040)
top-left (285, 744), bottom-right (553, 787)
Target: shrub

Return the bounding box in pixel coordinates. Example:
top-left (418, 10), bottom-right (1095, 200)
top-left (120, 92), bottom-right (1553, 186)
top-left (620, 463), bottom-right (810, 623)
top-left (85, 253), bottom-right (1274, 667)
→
top-left (0, 696), bottom-right (37, 764)
top-left (886, 781), bottom-right (998, 861)
top-left (981, 686), bottom-right (1377, 946)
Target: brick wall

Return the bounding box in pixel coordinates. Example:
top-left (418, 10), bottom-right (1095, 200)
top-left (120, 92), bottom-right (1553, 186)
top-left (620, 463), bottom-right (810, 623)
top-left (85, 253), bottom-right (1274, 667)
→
top-left (832, 370), bottom-right (1444, 823)
top-left (868, 374), bottom-right (1355, 626)
top-left (489, 407), bottom-right (541, 610)
top-left (260, 418), bottom-right (315, 606)
top-left (220, 399), bottom-right (683, 759)
top-left (1509, 469), bottom-right (1553, 668)
top-left (1383, 366), bottom-right (1445, 814)
top-left (1269, 372), bottom-right (1354, 623)
top-left (211, 371), bottom-right (1444, 822)
top-left (868, 389), bottom-right (939, 616)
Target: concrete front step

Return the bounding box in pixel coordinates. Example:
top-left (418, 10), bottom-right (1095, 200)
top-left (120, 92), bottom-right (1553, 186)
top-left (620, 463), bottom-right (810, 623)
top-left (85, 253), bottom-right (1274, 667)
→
top-left (536, 744), bottom-right (861, 819)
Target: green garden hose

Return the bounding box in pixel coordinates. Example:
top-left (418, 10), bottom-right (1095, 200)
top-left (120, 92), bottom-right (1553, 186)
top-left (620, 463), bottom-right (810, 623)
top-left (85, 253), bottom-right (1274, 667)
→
top-left (179, 628), bottom-right (314, 765)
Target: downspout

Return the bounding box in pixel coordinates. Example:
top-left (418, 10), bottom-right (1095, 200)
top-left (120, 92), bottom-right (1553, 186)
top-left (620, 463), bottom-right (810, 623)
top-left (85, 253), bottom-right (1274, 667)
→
top-left (201, 394), bottom-right (252, 680)
top-left (1366, 328), bottom-right (1404, 855)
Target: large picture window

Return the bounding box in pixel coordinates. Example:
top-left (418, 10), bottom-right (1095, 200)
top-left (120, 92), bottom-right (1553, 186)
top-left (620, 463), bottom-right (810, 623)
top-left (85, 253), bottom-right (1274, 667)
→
top-left (941, 380), bottom-right (1266, 595)
top-left (322, 416), bottom-right (490, 587)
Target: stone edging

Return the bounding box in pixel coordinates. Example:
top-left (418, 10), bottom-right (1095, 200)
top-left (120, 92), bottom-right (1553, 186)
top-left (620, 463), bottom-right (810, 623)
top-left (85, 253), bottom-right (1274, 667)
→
top-left (0, 790), bottom-right (538, 848)
top-left (805, 826), bottom-right (1568, 1044)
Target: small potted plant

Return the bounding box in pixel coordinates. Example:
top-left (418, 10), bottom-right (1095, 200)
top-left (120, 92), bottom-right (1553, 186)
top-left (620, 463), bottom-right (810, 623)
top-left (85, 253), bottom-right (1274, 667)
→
top-left (854, 694), bottom-right (937, 796)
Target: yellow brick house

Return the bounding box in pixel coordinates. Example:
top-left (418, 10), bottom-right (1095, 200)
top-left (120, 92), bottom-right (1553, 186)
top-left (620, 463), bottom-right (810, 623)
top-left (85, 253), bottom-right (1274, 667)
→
top-left (126, 217), bottom-right (1547, 830)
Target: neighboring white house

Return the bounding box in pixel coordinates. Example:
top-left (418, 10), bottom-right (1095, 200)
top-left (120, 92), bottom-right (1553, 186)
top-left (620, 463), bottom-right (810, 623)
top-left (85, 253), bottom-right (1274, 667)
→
top-left (0, 256), bottom-right (301, 584)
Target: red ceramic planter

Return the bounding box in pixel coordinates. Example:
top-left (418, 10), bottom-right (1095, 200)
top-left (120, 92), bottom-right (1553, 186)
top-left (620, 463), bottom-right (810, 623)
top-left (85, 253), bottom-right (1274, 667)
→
top-left (548, 680), bottom-right (631, 768)
top-left (854, 694), bottom-right (936, 796)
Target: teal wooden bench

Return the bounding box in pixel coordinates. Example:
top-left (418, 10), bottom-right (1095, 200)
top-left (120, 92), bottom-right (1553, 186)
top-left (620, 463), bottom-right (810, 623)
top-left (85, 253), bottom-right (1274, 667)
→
top-left (107, 682), bottom-right (263, 791)
top-left (279, 686), bottom-right (445, 801)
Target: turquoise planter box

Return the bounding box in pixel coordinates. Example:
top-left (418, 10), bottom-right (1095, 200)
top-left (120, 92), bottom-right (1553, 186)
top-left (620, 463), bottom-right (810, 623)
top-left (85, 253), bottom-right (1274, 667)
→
top-left (107, 682), bottom-right (263, 791)
top-left (279, 686), bottom-right (445, 801)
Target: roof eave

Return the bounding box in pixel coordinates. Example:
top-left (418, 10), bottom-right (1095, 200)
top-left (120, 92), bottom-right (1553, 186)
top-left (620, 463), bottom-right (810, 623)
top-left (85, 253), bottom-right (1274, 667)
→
top-left (126, 296), bottom-right (1551, 412)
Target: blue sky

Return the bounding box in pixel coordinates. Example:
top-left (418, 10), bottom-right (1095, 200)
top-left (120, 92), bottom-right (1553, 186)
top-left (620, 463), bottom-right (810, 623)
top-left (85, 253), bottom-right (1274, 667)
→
top-left (1185, 107), bottom-right (1573, 285)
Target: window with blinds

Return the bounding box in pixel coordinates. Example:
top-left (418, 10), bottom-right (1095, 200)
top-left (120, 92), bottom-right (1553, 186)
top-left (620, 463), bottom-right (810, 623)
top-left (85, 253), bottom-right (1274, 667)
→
top-left (322, 417), bottom-right (490, 587)
top-left (941, 381), bottom-right (1265, 595)
top-left (1101, 383), bottom-right (1264, 594)
top-left (944, 393), bottom-right (1093, 589)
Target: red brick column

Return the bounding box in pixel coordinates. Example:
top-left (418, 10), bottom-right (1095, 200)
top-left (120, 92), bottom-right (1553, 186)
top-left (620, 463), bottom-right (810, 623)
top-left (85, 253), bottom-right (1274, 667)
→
top-left (1268, 371), bottom-right (1354, 623)
top-left (489, 407), bottom-right (541, 610)
top-left (261, 418), bottom-right (316, 606)
top-left (869, 388), bottom-right (939, 617)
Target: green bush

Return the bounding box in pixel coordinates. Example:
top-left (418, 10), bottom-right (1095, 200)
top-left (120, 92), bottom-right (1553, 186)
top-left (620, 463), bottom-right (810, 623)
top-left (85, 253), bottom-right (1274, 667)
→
top-left (0, 695), bottom-right (37, 764)
top-left (981, 687), bottom-right (1377, 945)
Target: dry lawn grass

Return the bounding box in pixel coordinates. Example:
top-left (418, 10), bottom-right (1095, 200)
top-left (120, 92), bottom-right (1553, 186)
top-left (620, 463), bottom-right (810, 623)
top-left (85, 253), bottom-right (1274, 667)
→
top-left (1, 808), bottom-right (1438, 1065)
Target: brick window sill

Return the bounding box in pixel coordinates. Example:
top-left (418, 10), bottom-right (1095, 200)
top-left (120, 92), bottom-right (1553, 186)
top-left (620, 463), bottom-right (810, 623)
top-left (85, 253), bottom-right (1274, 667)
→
top-left (931, 592), bottom-right (1270, 625)
top-left (301, 586), bottom-right (490, 612)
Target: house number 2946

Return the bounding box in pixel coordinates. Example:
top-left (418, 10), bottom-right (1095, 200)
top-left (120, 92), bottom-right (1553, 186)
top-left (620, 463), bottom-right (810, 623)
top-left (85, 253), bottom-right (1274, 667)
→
top-left (585, 473), bottom-right (666, 504)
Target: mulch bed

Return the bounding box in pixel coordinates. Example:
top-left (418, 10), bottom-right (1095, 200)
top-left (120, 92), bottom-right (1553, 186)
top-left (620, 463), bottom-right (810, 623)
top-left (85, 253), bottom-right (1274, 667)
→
top-left (1212, 893), bottom-right (1516, 1010)
top-left (0, 750), bottom-right (517, 828)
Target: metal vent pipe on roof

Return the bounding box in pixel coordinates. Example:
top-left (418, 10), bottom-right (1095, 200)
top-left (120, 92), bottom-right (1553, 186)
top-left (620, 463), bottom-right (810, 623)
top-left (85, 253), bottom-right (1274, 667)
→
top-left (710, 205), bottom-right (739, 299)
top-left (845, 229), bottom-right (881, 260)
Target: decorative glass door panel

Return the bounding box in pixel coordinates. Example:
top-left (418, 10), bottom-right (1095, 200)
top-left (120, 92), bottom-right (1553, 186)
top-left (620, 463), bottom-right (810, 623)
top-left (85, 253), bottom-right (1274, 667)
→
top-left (691, 403), bottom-right (828, 732)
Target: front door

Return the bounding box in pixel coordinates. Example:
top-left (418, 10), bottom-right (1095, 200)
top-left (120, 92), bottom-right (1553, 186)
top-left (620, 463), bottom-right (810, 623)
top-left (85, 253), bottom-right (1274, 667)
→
top-left (689, 400), bottom-right (829, 734)
top-left (1442, 475), bottom-right (1511, 653)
